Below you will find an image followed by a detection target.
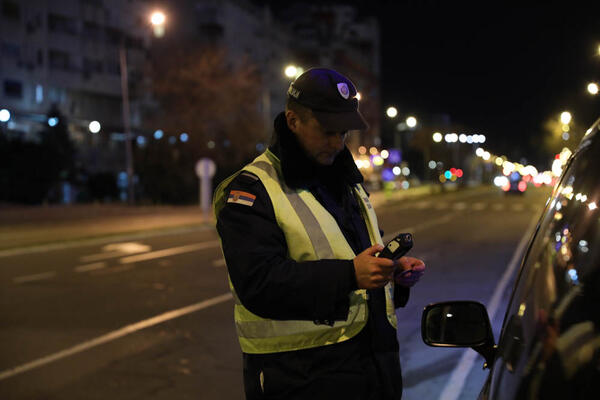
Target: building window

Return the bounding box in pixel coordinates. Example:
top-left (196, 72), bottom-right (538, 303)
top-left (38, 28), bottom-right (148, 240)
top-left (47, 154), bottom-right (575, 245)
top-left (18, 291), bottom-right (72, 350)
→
top-left (35, 84), bottom-right (44, 103)
top-left (106, 27), bottom-right (122, 45)
top-left (37, 49), bottom-right (43, 66)
top-left (48, 13), bottom-right (77, 35)
top-left (49, 50), bottom-right (71, 71)
top-left (1, 0), bottom-right (20, 20)
top-left (4, 79), bottom-right (23, 98)
top-left (106, 59), bottom-right (120, 76)
top-left (83, 21), bottom-right (103, 41)
top-left (48, 86), bottom-right (66, 103)
top-left (83, 58), bottom-right (103, 78)
top-left (1, 41), bottom-right (20, 58)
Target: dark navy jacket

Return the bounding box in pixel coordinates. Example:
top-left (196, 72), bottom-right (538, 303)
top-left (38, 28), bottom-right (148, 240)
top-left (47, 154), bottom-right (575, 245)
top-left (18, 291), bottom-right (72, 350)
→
top-left (216, 112), bottom-right (407, 399)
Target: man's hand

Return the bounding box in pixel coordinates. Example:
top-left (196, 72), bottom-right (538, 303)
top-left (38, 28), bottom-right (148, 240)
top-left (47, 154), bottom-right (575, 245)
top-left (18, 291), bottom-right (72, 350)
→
top-left (394, 256), bottom-right (425, 287)
top-left (353, 244), bottom-right (396, 289)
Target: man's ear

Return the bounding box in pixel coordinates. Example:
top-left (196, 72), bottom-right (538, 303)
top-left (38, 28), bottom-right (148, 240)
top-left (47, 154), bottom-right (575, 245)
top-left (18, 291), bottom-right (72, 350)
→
top-left (285, 110), bottom-right (299, 133)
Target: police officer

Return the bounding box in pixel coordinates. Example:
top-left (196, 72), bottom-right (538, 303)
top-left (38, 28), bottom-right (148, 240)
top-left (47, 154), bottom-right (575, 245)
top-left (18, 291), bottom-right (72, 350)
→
top-left (214, 68), bottom-right (426, 400)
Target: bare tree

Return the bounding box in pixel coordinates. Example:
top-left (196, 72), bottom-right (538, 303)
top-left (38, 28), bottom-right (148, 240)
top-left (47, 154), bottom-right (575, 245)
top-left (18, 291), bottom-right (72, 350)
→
top-left (149, 45), bottom-right (266, 167)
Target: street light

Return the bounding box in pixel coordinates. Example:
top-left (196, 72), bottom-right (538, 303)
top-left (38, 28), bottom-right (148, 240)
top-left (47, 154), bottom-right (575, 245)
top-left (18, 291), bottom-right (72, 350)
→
top-left (0, 109), bottom-right (10, 122)
top-left (406, 116), bottom-right (417, 128)
top-left (588, 82), bottom-right (599, 95)
top-left (284, 65), bottom-right (304, 79)
top-left (120, 10), bottom-right (167, 204)
top-left (432, 132), bottom-right (443, 143)
top-left (386, 106), bottom-right (398, 118)
top-left (150, 11), bottom-right (166, 37)
top-left (89, 120), bottom-right (101, 133)
top-left (560, 111), bottom-right (572, 125)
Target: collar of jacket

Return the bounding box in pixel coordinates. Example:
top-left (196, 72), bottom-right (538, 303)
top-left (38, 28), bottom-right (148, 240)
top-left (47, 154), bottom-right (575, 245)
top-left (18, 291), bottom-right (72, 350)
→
top-left (268, 112), bottom-right (364, 190)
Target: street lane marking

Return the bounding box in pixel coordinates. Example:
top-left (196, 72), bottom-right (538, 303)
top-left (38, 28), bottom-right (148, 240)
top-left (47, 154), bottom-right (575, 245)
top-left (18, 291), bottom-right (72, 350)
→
top-left (74, 262), bottom-right (107, 273)
top-left (512, 204), bottom-right (525, 212)
top-left (434, 203), bottom-right (448, 210)
top-left (472, 202), bottom-right (486, 210)
top-left (452, 202), bottom-right (467, 210)
top-left (212, 259), bottom-right (226, 267)
top-left (119, 241), bottom-right (220, 264)
top-left (80, 242), bottom-right (152, 263)
top-left (13, 271), bottom-right (56, 284)
top-left (438, 214), bottom-right (539, 400)
top-left (492, 203), bottom-right (505, 211)
top-left (0, 292), bottom-right (233, 381)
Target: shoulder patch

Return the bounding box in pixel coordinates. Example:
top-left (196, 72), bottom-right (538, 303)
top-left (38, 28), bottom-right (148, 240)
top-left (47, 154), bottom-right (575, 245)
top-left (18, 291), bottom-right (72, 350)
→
top-left (227, 190), bottom-right (256, 207)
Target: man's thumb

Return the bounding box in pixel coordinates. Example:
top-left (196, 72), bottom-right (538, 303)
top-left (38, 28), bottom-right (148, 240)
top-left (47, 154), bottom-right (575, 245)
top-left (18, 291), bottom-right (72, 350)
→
top-left (364, 244), bottom-right (384, 256)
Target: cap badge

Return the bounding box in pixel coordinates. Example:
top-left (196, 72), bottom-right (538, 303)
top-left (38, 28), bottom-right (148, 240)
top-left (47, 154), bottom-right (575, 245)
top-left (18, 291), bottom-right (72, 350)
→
top-left (337, 83), bottom-right (350, 99)
top-left (288, 84), bottom-right (301, 99)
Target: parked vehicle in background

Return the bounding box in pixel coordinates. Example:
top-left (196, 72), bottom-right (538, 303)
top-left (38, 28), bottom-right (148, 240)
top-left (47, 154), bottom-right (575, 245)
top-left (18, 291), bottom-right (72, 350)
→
top-left (421, 117), bottom-right (600, 399)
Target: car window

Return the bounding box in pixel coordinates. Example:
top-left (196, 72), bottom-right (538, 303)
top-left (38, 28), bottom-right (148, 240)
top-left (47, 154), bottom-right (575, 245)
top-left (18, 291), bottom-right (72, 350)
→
top-left (491, 125), bottom-right (600, 398)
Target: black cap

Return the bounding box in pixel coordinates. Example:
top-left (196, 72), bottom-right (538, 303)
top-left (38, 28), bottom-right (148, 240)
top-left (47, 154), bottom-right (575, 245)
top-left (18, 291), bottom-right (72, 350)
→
top-left (287, 68), bottom-right (369, 131)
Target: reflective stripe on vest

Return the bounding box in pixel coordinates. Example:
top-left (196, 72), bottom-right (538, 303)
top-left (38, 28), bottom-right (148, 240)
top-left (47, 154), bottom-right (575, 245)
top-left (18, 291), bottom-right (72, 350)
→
top-left (214, 149), bottom-right (397, 354)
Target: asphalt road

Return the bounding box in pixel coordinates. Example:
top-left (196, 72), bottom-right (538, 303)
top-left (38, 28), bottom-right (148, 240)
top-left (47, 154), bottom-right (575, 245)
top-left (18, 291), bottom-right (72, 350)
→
top-left (0, 186), bottom-right (551, 399)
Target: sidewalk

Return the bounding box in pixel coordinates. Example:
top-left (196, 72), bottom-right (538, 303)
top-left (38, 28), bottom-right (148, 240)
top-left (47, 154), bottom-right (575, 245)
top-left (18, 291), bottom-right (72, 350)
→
top-left (0, 184), bottom-right (475, 251)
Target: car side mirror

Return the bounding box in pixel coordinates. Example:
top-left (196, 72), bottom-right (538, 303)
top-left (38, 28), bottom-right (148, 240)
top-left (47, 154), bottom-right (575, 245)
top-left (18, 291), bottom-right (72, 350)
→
top-left (422, 301), bottom-right (497, 368)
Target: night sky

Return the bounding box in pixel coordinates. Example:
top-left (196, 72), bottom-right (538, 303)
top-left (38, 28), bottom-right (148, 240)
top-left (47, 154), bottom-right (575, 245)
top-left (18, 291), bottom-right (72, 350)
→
top-left (268, 1), bottom-right (600, 166)
top-left (373, 2), bottom-right (599, 165)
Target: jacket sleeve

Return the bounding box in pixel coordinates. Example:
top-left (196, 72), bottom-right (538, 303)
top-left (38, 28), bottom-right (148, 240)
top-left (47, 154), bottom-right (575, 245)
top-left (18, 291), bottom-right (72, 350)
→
top-left (216, 172), bottom-right (358, 322)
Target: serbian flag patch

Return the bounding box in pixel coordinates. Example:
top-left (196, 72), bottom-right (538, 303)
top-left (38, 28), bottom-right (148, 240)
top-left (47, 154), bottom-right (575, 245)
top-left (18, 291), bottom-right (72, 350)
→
top-left (227, 190), bottom-right (256, 207)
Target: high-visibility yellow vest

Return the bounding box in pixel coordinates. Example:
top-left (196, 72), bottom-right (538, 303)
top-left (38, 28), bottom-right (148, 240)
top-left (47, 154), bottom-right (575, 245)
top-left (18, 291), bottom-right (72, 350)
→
top-left (214, 149), bottom-right (397, 354)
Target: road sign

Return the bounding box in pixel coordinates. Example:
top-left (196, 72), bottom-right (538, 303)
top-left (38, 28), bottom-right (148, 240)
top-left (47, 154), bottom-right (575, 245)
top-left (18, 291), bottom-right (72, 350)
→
top-left (196, 158), bottom-right (216, 179)
top-left (196, 158), bottom-right (216, 216)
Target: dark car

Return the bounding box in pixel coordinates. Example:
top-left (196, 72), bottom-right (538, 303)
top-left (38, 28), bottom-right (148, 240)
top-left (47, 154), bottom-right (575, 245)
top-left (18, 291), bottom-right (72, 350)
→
top-left (506, 171), bottom-right (527, 194)
top-left (421, 118), bottom-right (600, 399)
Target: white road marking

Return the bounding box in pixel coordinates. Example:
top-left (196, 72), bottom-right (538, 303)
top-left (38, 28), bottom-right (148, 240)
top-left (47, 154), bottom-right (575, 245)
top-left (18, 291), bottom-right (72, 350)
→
top-left (119, 241), bottom-right (220, 264)
top-left (80, 242), bottom-right (152, 263)
top-left (472, 202), bottom-right (486, 211)
top-left (452, 202), bottom-right (467, 210)
top-left (434, 203), bottom-right (449, 210)
top-left (13, 271), bottom-right (56, 284)
top-left (212, 259), bottom-right (226, 267)
top-left (512, 203), bottom-right (525, 212)
top-left (438, 214), bottom-right (539, 400)
top-left (492, 203), bottom-right (505, 211)
top-left (74, 262), bottom-right (107, 273)
top-left (0, 292), bottom-right (233, 381)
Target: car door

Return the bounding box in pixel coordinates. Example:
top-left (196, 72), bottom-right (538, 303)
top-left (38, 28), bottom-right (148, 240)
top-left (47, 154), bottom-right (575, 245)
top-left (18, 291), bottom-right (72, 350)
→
top-left (487, 120), bottom-right (600, 399)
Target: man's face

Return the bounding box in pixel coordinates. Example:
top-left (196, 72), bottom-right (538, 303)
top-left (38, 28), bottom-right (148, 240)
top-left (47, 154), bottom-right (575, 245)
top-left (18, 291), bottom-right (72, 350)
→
top-left (285, 110), bottom-right (348, 166)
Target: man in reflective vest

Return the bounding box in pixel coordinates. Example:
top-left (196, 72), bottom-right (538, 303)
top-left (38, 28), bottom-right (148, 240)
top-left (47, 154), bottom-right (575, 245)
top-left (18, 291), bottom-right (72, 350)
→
top-left (214, 68), bottom-right (426, 399)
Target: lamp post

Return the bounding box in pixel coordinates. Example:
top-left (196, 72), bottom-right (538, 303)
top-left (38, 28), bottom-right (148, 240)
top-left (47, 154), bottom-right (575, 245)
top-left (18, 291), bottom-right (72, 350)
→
top-left (120, 10), bottom-right (166, 204)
